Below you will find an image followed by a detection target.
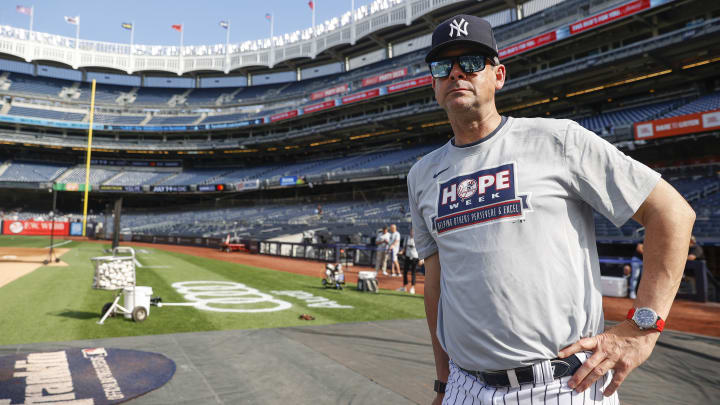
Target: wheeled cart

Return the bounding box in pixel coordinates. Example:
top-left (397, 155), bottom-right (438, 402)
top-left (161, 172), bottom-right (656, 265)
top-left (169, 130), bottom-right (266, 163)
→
top-left (91, 247), bottom-right (153, 324)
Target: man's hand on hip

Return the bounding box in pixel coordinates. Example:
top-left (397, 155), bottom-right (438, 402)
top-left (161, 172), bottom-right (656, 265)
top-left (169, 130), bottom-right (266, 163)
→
top-left (558, 320), bottom-right (659, 396)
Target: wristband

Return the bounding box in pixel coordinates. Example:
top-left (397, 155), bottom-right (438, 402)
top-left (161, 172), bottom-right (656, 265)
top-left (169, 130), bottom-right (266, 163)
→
top-left (434, 380), bottom-right (446, 394)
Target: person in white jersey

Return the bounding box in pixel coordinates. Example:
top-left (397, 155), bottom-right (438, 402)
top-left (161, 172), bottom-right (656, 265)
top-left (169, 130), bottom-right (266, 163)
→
top-left (374, 226), bottom-right (390, 275)
top-left (387, 224), bottom-right (402, 277)
top-left (407, 14), bottom-right (696, 405)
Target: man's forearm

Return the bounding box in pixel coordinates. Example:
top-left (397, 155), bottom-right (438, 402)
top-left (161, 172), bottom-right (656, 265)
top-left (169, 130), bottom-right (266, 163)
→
top-left (424, 253), bottom-right (450, 382)
top-left (633, 179), bottom-right (696, 318)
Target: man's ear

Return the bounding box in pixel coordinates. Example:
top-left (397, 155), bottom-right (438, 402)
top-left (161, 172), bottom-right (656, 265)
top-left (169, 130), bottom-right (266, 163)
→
top-left (495, 64), bottom-right (506, 90)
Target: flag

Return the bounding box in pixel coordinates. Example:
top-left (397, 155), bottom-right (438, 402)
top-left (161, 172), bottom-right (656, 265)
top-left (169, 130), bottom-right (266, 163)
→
top-left (219, 21), bottom-right (228, 29)
top-left (265, 13), bottom-right (272, 21)
top-left (171, 24), bottom-right (182, 32)
top-left (64, 16), bottom-right (79, 25)
top-left (308, 1), bottom-right (314, 10)
top-left (121, 22), bottom-right (133, 30)
top-left (16, 5), bottom-right (32, 16)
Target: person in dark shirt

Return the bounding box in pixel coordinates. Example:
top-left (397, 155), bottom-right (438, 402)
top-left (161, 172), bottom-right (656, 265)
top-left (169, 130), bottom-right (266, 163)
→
top-left (688, 235), bottom-right (704, 261)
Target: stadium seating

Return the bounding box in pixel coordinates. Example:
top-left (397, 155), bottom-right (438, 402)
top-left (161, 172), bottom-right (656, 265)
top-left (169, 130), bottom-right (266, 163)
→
top-left (8, 105), bottom-right (85, 122)
top-left (662, 91), bottom-right (720, 117)
top-left (104, 171), bottom-right (177, 186)
top-left (0, 161), bottom-right (69, 182)
top-left (59, 167), bottom-right (118, 185)
top-left (147, 115), bottom-right (200, 125)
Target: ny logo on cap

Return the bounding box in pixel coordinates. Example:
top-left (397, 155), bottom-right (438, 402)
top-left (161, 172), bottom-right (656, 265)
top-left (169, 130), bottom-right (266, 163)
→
top-left (449, 18), bottom-right (469, 38)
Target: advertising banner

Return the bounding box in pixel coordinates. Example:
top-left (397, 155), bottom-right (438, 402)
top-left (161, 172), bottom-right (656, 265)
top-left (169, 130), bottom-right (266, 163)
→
top-left (634, 109), bottom-right (720, 140)
top-left (570, 0), bottom-right (650, 35)
top-left (280, 176), bottom-right (299, 186)
top-left (310, 84), bottom-right (349, 100)
top-left (362, 68), bottom-right (407, 87)
top-left (499, 31), bottom-right (558, 59)
top-left (387, 76), bottom-right (432, 93)
top-left (270, 110), bottom-right (299, 122)
top-left (197, 184), bottom-right (226, 192)
top-left (235, 179), bottom-right (260, 191)
top-left (341, 88), bottom-right (380, 104)
top-left (70, 222), bottom-right (83, 236)
top-left (152, 185), bottom-right (188, 192)
top-left (303, 100), bottom-right (336, 114)
top-left (2, 220), bottom-right (70, 236)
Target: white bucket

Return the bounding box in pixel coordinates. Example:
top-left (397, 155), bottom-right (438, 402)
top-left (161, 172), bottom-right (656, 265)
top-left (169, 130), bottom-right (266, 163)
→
top-left (123, 286), bottom-right (154, 319)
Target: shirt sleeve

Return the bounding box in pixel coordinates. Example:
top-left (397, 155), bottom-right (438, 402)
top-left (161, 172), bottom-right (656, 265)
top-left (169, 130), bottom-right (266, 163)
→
top-left (564, 122), bottom-right (661, 227)
top-left (408, 169), bottom-right (438, 259)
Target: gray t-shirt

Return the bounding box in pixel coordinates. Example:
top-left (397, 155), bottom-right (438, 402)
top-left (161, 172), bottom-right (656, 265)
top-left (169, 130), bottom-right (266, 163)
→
top-left (388, 231), bottom-right (401, 250)
top-left (407, 116), bottom-right (660, 372)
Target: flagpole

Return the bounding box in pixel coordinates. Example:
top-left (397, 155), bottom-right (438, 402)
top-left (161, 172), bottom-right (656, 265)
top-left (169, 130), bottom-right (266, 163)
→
top-left (130, 21), bottom-right (135, 73)
top-left (351, 0), bottom-right (355, 45)
top-left (225, 19), bottom-right (230, 73)
top-left (312, 1), bottom-right (317, 58)
top-left (270, 13), bottom-right (275, 68)
top-left (76, 18), bottom-right (80, 49)
top-left (179, 22), bottom-right (184, 75)
top-left (29, 6), bottom-right (34, 33)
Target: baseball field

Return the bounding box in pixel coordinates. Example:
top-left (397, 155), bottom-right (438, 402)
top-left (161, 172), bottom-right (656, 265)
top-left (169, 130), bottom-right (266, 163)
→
top-left (0, 235), bottom-right (426, 346)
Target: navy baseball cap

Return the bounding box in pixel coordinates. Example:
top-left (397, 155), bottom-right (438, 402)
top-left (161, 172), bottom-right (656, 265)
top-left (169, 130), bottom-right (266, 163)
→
top-left (425, 14), bottom-right (499, 63)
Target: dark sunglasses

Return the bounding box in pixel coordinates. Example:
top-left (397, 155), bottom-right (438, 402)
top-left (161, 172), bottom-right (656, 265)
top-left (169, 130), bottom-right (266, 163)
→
top-left (428, 55), bottom-right (493, 78)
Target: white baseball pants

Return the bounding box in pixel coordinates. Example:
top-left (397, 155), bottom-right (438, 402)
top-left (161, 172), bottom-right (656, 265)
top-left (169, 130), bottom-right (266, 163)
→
top-left (443, 352), bottom-right (618, 405)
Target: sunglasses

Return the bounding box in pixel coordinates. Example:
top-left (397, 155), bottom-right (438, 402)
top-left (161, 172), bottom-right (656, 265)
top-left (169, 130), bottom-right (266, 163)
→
top-left (428, 55), bottom-right (493, 78)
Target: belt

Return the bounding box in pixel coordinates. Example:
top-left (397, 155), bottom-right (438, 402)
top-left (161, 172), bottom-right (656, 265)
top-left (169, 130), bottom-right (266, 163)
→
top-left (458, 354), bottom-right (582, 388)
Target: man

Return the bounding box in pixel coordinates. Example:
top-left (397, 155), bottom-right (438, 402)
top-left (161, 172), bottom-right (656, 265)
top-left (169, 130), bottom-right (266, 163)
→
top-left (374, 226), bottom-right (390, 275)
top-left (407, 15), bottom-right (695, 404)
top-left (387, 224), bottom-right (402, 277)
top-left (688, 235), bottom-right (704, 261)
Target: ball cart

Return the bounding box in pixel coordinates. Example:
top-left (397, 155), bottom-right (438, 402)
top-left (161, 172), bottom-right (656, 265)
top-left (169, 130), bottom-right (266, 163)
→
top-left (91, 247), bottom-right (153, 324)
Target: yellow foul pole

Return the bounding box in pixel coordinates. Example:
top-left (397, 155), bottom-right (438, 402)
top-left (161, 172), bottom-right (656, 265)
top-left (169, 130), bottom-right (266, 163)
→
top-left (82, 79), bottom-right (96, 236)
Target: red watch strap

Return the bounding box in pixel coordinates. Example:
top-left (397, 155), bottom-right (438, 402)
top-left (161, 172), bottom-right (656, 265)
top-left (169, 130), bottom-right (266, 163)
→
top-left (656, 318), bottom-right (665, 332)
top-left (627, 308), bottom-right (636, 319)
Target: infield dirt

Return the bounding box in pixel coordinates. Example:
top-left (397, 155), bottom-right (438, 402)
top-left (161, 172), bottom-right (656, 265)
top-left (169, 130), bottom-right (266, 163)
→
top-left (0, 247), bottom-right (69, 288)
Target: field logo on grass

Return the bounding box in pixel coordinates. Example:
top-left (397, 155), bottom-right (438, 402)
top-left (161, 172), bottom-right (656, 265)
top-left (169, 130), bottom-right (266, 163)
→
top-left (169, 281), bottom-right (292, 313)
top-left (270, 290), bottom-right (353, 309)
top-left (0, 348), bottom-right (175, 405)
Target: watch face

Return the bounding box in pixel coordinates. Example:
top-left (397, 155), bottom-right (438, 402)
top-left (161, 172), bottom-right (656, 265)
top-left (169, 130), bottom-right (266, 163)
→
top-left (634, 308), bottom-right (657, 329)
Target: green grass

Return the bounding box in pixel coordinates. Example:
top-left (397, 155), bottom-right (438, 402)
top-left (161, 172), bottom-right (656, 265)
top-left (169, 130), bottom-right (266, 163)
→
top-left (0, 236), bottom-right (425, 345)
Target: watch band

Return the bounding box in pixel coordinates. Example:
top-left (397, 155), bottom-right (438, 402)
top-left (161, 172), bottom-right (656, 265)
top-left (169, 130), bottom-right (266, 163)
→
top-left (626, 308), bottom-right (665, 332)
top-left (434, 380), bottom-right (447, 394)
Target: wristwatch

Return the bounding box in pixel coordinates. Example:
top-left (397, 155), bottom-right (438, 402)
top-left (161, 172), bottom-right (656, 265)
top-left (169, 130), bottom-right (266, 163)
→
top-left (626, 307), bottom-right (665, 332)
top-left (434, 380), bottom-right (446, 394)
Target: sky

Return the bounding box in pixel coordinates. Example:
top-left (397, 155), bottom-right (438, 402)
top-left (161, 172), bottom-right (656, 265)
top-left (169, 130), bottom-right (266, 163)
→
top-left (0, 0), bottom-right (377, 46)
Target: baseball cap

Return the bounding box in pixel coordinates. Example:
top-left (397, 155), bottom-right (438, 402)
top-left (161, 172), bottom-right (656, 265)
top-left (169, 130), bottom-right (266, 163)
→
top-left (425, 14), bottom-right (499, 63)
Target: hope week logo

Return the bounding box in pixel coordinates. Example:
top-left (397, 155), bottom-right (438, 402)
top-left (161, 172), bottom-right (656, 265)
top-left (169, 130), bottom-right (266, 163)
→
top-left (434, 162), bottom-right (531, 235)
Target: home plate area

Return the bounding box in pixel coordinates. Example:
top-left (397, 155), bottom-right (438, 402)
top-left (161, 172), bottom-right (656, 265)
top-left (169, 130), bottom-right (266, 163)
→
top-left (0, 348), bottom-right (175, 405)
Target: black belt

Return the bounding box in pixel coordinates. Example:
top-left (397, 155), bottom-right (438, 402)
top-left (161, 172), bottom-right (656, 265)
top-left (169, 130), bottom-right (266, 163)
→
top-left (459, 355), bottom-right (582, 388)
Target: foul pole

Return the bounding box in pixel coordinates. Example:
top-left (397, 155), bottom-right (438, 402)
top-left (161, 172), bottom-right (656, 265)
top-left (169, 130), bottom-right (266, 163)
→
top-left (82, 79), bottom-right (97, 236)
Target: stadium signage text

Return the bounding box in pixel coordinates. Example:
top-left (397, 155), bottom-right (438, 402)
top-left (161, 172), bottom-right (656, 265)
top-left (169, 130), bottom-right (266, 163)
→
top-left (152, 185), bottom-right (188, 193)
top-left (1, 220), bottom-right (69, 236)
top-left (634, 109), bottom-right (720, 140)
top-left (499, 31), bottom-right (557, 59)
top-left (387, 76), bottom-right (432, 93)
top-left (342, 88), bottom-right (380, 104)
top-left (303, 100), bottom-right (336, 114)
top-left (234, 179), bottom-right (260, 191)
top-left (270, 110), bottom-right (299, 122)
top-left (310, 84), bottom-right (349, 100)
top-left (0, 348), bottom-right (176, 405)
top-left (570, 0), bottom-right (651, 35)
top-left (361, 68), bottom-right (407, 87)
